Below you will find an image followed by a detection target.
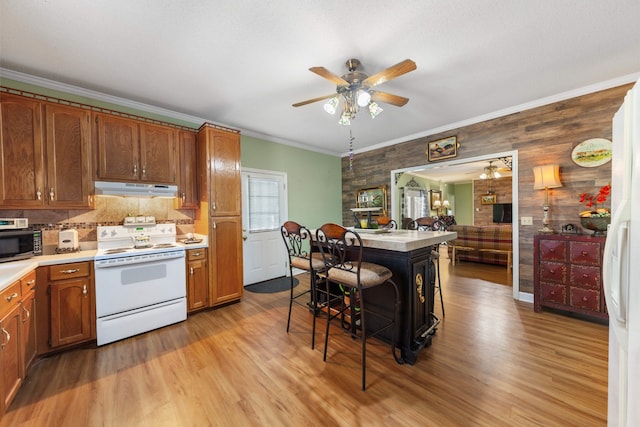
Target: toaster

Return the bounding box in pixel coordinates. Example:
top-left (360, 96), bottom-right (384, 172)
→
top-left (58, 228), bottom-right (79, 250)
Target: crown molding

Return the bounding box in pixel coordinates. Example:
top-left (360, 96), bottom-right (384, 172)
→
top-left (343, 71), bottom-right (640, 157)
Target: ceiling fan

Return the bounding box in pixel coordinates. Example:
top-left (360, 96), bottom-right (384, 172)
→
top-left (293, 58), bottom-right (416, 125)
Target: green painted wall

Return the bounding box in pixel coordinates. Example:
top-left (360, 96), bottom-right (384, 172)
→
top-left (452, 183), bottom-right (473, 224)
top-left (1, 77), bottom-right (342, 228)
top-left (241, 136), bottom-right (342, 228)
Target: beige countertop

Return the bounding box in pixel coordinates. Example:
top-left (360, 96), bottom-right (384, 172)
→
top-left (350, 229), bottom-right (457, 252)
top-left (0, 234), bottom-right (209, 292)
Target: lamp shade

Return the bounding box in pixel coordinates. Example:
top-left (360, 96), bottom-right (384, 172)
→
top-left (533, 164), bottom-right (562, 189)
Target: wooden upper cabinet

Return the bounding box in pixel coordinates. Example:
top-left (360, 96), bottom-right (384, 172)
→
top-left (0, 93), bottom-right (45, 207)
top-left (44, 103), bottom-right (93, 208)
top-left (94, 113), bottom-right (140, 181)
top-left (94, 113), bottom-right (177, 184)
top-left (139, 123), bottom-right (176, 184)
top-left (176, 130), bottom-right (198, 209)
top-left (198, 126), bottom-right (241, 216)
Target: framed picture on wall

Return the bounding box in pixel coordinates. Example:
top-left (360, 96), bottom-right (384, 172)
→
top-left (426, 136), bottom-right (458, 162)
top-left (356, 185), bottom-right (387, 215)
top-left (429, 190), bottom-right (442, 210)
top-left (481, 193), bottom-right (497, 205)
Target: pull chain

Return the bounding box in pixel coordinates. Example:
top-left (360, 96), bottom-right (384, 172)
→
top-left (349, 130), bottom-right (354, 171)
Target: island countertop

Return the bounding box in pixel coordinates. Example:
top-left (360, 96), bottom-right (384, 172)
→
top-left (346, 229), bottom-right (456, 252)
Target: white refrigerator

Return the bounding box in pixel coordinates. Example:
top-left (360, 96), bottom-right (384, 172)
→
top-left (604, 77), bottom-right (639, 426)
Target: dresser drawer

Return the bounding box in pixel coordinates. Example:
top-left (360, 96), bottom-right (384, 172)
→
top-left (539, 240), bottom-right (567, 261)
top-left (187, 248), bottom-right (207, 261)
top-left (49, 261), bottom-right (90, 280)
top-left (570, 241), bottom-right (600, 265)
top-left (0, 280), bottom-right (21, 315)
top-left (540, 282), bottom-right (567, 305)
top-left (539, 261), bottom-right (566, 283)
top-left (570, 287), bottom-right (600, 312)
top-left (570, 265), bottom-right (600, 289)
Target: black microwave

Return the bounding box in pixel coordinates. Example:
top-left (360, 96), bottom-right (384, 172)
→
top-left (0, 229), bottom-right (43, 263)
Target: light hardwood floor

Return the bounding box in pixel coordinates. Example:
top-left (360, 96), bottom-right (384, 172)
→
top-left (2, 252), bottom-right (608, 426)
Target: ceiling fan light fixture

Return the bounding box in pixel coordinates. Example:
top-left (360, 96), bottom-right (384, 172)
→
top-left (324, 96), bottom-right (339, 115)
top-left (369, 102), bottom-right (383, 118)
top-left (356, 90), bottom-right (371, 107)
top-left (338, 111), bottom-right (351, 126)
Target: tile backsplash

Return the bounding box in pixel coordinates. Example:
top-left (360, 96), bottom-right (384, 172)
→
top-left (0, 196), bottom-right (195, 246)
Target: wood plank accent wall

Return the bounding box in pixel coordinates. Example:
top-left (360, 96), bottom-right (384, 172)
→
top-left (474, 176), bottom-right (512, 226)
top-left (341, 84), bottom-right (632, 293)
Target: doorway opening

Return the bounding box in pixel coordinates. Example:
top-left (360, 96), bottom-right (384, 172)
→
top-left (389, 150), bottom-right (524, 300)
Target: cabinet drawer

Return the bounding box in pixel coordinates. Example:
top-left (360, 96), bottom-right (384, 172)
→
top-left (20, 270), bottom-right (37, 294)
top-left (0, 280), bottom-right (21, 315)
top-left (570, 287), bottom-right (600, 312)
top-left (49, 262), bottom-right (90, 280)
top-left (570, 265), bottom-right (600, 289)
top-left (187, 248), bottom-right (207, 261)
top-left (570, 241), bottom-right (600, 265)
top-left (539, 240), bottom-right (566, 261)
top-left (540, 282), bottom-right (567, 305)
top-left (539, 261), bottom-right (566, 283)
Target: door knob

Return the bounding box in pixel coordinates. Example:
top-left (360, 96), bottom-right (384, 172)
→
top-left (242, 235), bottom-right (248, 241)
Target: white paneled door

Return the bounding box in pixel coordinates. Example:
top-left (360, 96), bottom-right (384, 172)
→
top-left (241, 168), bottom-right (288, 285)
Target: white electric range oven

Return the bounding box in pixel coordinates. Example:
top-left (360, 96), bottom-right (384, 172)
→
top-left (94, 220), bottom-right (186, 346)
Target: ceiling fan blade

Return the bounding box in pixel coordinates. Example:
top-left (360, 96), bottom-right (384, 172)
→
top-left (309, 66), bottom-right (349, 85)
top-left (371, 91), bottom-right (409, 107)
top-left (363, 59), bottom-right (416, 88)
top-left (292, 93), bottom-right (337, 107)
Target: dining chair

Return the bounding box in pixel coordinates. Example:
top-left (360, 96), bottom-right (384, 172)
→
top-left (316, 223), bottom-right (403, 391)
top-left (376, 215), bottom-right (397, 229)
top-left (406, 217), bottom-right (445, 316)
top-left (280, 221), bottom-right (326, 349)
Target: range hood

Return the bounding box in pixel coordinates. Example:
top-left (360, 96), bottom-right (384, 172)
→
top-left (94, 181), bottom-right (178, 198)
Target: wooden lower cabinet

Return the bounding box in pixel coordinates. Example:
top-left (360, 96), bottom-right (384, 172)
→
top-left (20, 271), bottom-right (37, 373)
top-left (0, 270), bottom-right (39, 417)
top-left (187, 248), bottom-right (209, 312)
top-left (209, 216), bottom-right (244, 306)
top-left (36, 261), bottom-right (95, 355)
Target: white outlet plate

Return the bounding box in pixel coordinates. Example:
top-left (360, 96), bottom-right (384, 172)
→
top-left (521, 216), bottom-right (533, 225)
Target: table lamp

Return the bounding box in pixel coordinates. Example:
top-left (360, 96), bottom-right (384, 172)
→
top-left (533, 164), bottom-right (562, 233)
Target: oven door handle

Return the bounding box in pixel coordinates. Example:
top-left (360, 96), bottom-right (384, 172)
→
top-left (94, 251), bottom-right (185, 268)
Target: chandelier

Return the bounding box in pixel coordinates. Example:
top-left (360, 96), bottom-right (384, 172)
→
top-left (480, 161), bottom-right (501, 180)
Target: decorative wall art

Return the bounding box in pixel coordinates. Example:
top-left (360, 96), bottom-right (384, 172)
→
top-left (429, 190), bottom-right (442, 210)
top-left (356, 186), bottom-right (387, 214)
top-left (571, 138), bottom-right (612, 167)
top-left (481, 193), bottom-right (497, 205)
top-left (426, 136), bottom-right (458, 162)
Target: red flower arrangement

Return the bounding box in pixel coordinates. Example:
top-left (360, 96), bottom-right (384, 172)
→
top-left (579, 184), bottom-right (611, 217)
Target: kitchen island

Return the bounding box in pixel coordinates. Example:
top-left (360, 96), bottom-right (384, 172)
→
top-left (332, 228), bottom-right (456, 364)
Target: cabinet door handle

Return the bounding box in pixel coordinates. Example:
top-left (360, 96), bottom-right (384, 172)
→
top-left (213, 222), bottom-right (217, 230)
top-left (36, 188), bottom-right (42, 200)
top-left (582, 296), bottom-right (588, 302)
top-left (1, 327), bottom-right (10, 349)
top-left (22, 306), bottom-right (30, 323)
top-left (212, 202), bottom-right (216, 211)
top-left (88, 195), bottom-right (93, 205)
top-left (182, 192), bottom-right (186, 203)
top-left (194, 252), bottom-right (201, 257)
top-left (142, 166), bottom-right (147, 176)
top-left (189, 267), bottom-right (194, 275)
top-left (50, 187), bottom-right (55, 201)
top-left (60, 269), bottom-right (80, 274)
top-left (133, 164), bottom-right (138, 175)
top-left (82, 284), bottom-right (88, 296)
top-left (5, 292), bottom-right (18, 302)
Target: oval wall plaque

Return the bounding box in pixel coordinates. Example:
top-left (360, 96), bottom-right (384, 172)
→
top-left (571, 138), bottom-right (612, 167)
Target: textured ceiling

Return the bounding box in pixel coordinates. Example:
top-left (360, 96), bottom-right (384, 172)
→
top-left (1, 1), bottom-right (640, 156)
